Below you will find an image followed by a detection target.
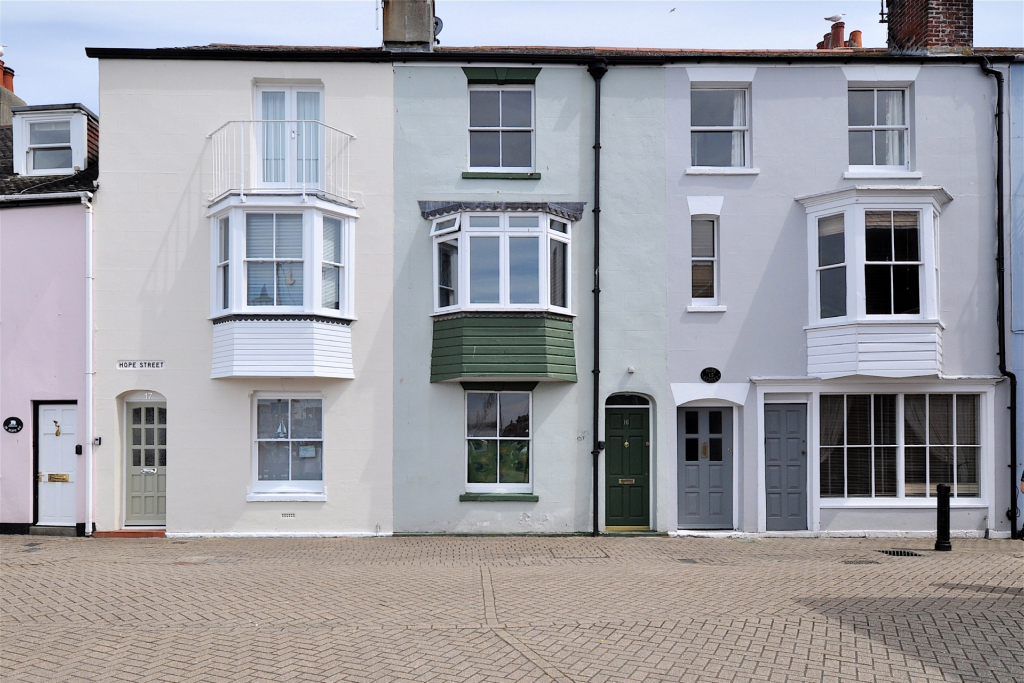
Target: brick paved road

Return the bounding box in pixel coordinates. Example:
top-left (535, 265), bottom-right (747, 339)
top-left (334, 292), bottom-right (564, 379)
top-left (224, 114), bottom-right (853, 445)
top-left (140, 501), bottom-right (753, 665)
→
top-left (2, 536), bottom-right (1021, 682)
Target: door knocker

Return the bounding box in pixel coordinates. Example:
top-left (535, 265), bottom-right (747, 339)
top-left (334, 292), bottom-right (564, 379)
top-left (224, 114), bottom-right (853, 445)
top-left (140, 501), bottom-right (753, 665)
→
top-left (53, 420), bottom-right (60, 437)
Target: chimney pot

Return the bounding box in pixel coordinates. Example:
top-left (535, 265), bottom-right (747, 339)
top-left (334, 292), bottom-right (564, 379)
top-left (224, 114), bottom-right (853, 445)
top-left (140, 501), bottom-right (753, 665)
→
top-left (848, 30), bottom-right (863, 48)
top-left (830, 21), bottom-right (846, 50)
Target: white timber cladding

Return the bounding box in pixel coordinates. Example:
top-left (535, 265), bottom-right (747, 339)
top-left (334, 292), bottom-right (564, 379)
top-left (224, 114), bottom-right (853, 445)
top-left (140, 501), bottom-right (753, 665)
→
top-left (211, 319), bottom-right (354, 378)
top-left (807, 321), bottom-right (943, 379)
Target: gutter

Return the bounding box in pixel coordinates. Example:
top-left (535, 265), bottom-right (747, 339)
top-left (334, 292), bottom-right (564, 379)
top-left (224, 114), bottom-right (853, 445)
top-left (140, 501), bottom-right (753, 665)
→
top-left (978, 58), bottom-right (1019, 540)
top-left (588, 59), bottom-right (607, 536)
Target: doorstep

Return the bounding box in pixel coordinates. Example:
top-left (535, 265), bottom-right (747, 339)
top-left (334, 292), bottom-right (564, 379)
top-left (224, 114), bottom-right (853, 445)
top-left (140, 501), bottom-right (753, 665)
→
top-left (29, 525), bottom-right (77, 537)
top-left (92, 529), bottom-right (166, 538)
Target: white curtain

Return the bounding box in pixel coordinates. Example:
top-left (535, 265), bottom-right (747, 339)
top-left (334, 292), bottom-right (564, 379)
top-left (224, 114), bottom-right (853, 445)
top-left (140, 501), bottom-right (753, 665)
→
top-left (296, 92), bottom-right (321, 184)
top-left (261, 92), bottom-right (286, 183)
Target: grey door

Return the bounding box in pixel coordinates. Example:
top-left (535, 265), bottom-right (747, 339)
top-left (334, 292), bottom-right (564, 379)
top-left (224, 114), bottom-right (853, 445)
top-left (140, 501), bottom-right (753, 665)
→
top-left (765, 404), bottom-right (807, 531)
top-left (678, 407), bottom-right (733, 529)
top-left (125, 403), bottom-right (167, 526)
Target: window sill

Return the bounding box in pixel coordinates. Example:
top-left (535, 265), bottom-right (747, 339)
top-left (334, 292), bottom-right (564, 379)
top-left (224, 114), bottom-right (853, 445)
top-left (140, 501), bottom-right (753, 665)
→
top-left (246, 492), bottom-right (326, 502)
top-left (843, 169), bottom-right (922, 179)
top-left (686, 167), bottom-right (759, 176)
top-left (687, 304), bottom-right (727, 313)
top-left (462, 172), bottom-right (542, 180)
top-left (459, 493), bottom-right (539, 502)
top-left (819, 498), bottom-right (986, 509)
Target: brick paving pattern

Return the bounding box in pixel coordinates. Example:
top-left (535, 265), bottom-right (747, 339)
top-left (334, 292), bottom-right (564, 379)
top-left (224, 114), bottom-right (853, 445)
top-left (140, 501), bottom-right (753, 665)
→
top-left (1, 536), bottom-right (1021, 682)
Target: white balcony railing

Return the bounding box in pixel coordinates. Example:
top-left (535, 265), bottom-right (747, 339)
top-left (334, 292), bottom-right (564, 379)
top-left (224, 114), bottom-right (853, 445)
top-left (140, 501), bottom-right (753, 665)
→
top-left (207, 120), bottom-right (355, 204)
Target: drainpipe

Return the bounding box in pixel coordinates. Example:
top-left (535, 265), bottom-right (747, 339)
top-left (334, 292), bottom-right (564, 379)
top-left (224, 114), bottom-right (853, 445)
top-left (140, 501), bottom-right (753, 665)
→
top-left (588, 59), bottom-right (607, 537)
top-left (979, 58), bottom-right (1018, 540)
top-left (83, 195), bottom-right (95, 537)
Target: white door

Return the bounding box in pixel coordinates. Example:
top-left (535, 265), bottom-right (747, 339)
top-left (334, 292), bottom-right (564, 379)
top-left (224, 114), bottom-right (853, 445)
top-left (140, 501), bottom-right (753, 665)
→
top-left (38, 404), bottom-right (78, 527)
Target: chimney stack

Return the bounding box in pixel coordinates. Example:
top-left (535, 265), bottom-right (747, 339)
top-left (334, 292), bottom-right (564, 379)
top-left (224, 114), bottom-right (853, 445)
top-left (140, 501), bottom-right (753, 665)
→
top-left (885, 0), bottom-right (973, 55)
top-left (383, 0), bottom-right (436, 52)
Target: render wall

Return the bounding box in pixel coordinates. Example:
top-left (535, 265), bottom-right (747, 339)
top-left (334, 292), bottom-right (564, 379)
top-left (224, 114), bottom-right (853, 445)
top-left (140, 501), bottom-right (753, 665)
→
top-left (0, 202), bottom-right (87, 524)
top-left (92, 59), bottom-right (394, 534)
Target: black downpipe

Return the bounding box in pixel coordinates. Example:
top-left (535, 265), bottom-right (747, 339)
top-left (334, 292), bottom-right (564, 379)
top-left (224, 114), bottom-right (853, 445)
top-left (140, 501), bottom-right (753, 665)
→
top-left (588, 59), bottom-right (607, 537)
top-left (979, 58), bottom-right (1019, 540)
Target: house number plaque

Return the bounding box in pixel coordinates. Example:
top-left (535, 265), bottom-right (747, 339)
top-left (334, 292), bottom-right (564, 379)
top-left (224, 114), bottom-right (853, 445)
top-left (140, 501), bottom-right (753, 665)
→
top-left (700, 367), bottom-right (722, 383)
top-left (3, 417), bottom-right (23, 434)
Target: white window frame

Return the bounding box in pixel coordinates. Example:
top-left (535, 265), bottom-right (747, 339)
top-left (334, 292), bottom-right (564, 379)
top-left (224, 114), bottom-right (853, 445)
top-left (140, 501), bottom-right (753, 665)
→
top-left (431, 212), bottom-right (572, 315)
top-left (465, 390), bottom-right (533, 494)
top-left (250, 392), bottom-right (325, 496)
top-left (12, 111), bottom-right (89, 177)
top-left (689, 216), bottom-right (720, 306)
top-left (847, 87), bottom-right (910, 171)
top-left (253, 84), bottom-right (325, 190)
top-left (209, 201), bottom-right (355, 319)
top-left (689, 86), bottom-right (751, 169)
top-left (467, 85), bottom-right (535, 172)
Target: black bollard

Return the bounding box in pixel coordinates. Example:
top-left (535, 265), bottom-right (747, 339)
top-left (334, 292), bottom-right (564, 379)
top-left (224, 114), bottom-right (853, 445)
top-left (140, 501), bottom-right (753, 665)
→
top-left (935, 483), bottom-right (952, 551)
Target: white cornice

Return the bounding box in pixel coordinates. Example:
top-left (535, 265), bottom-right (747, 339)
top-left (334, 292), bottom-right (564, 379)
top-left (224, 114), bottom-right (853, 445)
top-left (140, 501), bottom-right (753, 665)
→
top-left (795, 185), bottom-right (953, 209)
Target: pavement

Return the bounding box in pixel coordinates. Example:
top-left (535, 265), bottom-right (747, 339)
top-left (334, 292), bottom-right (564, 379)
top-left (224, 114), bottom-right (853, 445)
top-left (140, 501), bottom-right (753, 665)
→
top-left (1, 535), bottom-right (1021, 682)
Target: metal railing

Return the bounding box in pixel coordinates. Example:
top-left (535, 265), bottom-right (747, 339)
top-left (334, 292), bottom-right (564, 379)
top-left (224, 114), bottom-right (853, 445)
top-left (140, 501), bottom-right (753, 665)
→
top-left (207, 120), bottom-right (355, 204)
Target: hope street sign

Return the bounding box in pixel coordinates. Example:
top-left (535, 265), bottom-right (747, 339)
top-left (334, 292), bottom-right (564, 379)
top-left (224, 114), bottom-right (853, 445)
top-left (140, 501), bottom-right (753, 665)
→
top-left (117, 360), bottom-right (165, 370)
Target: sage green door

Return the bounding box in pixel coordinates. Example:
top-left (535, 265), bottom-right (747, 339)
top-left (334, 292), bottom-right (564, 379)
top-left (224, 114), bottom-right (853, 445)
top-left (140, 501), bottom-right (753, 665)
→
top-left (125, 403), bottom-right (167, 526)
top-left (605, 407), bottom-right (650, 529)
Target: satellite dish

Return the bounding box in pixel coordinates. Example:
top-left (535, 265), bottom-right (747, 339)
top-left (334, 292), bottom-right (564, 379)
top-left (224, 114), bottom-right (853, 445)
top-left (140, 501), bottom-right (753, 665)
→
top-left (434, 16), bottom-right (443, 38)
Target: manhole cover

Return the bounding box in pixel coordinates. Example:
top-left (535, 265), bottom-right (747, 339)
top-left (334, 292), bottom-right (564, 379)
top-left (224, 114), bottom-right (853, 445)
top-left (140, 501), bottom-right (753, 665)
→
top-left (879, 549), bottom-right (922, 557)
top-left (678, 558), bottom-right (698, 564)
top-left (844, 559), bottom-right (880, 565)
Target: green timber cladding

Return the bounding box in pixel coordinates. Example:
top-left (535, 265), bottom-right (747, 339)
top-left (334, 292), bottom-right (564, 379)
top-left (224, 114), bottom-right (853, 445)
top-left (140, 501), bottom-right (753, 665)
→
top-left (431, 313), bottom-right (577, 382)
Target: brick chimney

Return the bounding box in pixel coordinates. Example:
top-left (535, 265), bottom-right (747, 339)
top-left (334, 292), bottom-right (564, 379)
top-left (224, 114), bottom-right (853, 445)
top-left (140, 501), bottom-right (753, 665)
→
top-left (885, 0), bottom-right (973, 55)
top-left (383, 0), bottom-right (436, 52)
top-left (0, 58), bottom-right (27, 126)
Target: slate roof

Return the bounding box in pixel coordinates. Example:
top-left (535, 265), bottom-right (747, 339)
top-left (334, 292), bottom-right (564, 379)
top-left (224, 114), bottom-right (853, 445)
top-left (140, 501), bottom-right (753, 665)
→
top-left (0, 125), bottom-right (98, 197)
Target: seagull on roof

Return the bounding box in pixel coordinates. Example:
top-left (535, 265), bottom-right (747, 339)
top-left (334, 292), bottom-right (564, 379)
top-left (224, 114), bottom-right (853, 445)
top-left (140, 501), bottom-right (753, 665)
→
top-left (825, 14), bottom-right (845, 22)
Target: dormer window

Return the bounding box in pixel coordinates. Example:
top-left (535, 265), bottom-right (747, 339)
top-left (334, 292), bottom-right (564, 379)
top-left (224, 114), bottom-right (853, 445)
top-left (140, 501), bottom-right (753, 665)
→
top-left (12, 104), bottom-right (96, 177)
top-left (29, 121), bottom-right (72, 171)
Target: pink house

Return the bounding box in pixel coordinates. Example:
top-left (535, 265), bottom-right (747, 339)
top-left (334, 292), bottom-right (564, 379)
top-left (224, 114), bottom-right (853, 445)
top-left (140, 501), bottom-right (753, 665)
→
top-left (0, 79), bottom-right (98, 535)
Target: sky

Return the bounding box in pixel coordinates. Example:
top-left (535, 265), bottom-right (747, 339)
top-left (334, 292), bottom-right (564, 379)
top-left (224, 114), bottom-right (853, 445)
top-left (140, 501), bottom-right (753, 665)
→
top-left (2, 0), bottom-right (1022, 113)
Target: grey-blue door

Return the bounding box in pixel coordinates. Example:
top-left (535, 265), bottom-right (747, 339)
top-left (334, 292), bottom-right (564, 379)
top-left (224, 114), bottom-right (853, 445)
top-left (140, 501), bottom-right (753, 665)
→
top-left (765, 404), bottom-right (807, 531)
top-left (678, 407), bottom-right (733, 529)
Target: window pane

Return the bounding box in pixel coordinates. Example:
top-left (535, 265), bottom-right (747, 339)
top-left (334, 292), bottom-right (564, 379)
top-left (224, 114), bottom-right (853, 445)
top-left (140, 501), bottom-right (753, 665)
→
top-left (467, 440), bottom-right (498, 483)
top-left (929, 446), bottom-right (954, 495)
top-left (685, 438), bottom-right (698, 461)
top-left (709, 410), bottom-right (723, 434)
top-left (691, 90), bottom-right (744, 127)
top-left (865, 264), bottom-right (892, 315)
top-left (132, 407), bottom-right (142, 425)
top-left (32, 148), bottom-right (73, 170)
top-left (817, 215), bottom-right (845, 267)
top-left (145, 428), bottom-right (155, 445)
top-left (691, 220), bottom-right (715, 258)
top-left (685, 410), bottom-right (698, 434)
top-left (258, 442), bottom-right (290, 480)
top-left (876, 90), bottom-right (905, 126)
top-left (470, 90), bottom-right (500, 127)
top-left (501, 131), bottom-right (532, 168)
top-left (247, 262), bottom-right (275, 306)
top-left (508, 237), bottom-right (539, 304)
top-left (291, 442), bottom-right (323, 481)
top-left (709, 438), bottom-right (723, 461)
top-left (158, 428), bottom-right (166, 446)
top-left (956, 395), bottom-right (979, 445)
top-left (874, 447), bottom-right (897, 496)
top-left (956, 447), bottom-right (979, 496)
top-left (323, 217), bottom-right (342, 264)
top-left (929, 394), bottom-right (953, 444)
top-left (847, 447), bottom-right (871, 496)
top-left (470, 131), bottom-right (500, 167)
top-left (849, 131), bottom-right (873, 165)
top-left (290, 399), bottom-right (322, 439)
top-left (246, 214), bottom-right (275, 258)
top-left (469, 236), bottom-right (500, 304)
top-left (29, 120), bottom-right (71, 144)
top-left (275, 215), bottom-right (303, 259)
top-left (145, 449), bottom-right (155, 467)
top-left (550, 220), bottom-right (568, 234)
top-left (132, 449), bottom-right (141, 467)
top-left (820, 396), bottom-right (845, 446)
top-left (865, 225), bottom-right (892, 262)
top-left (158, 407), bottom-right (166, 425)
top-left (875, 129), bottom-right (905, 166)
top-left (905, 446), bottom-right (927, 496)
top-left (469, 215), bottom-right (501, 229)
top-left (159, 449), bottom-right (167, 467)
top-left (691, 262), bottom-right (715, 299)
top-left (276, 262), bottom-right (303, 306)
top-left (499, 393), bottom-right (530, 437)
top-left (550, 239), bottom-right (567, 308)
top-left (501, 91), bottom-right (532, 127)
top-left (904, 395), bottom-right (927, 445)
top-left (846, 395), bottom-right (871, 445)
top-left (691, 131), bottom-right (738, 167)
top-left (874, 395), bottom-right (897, 444)
top-left (819, 267), bottom-right (846, 319)
top-left (820, 448), bottom-right (845, 497)
top-left (219, 218), bottom-right (230, 262)
top-left (848, 90), bottom-right (875, 127)
top-left (466, 393), bottom-right (498, 437)
top-left (132, 428), bottom-right (142, 446)
top-left (499, 441), bottom-right (530, 483)
top-left (322, 264), bottom-right (340, 310)
top-left (261, 93), bottom-right (287, 183)
top-left (508, 216), bottom-right (540, 229)
top-left (893, 217), bottom-right (919, 261)
top-left (438, 240), bottom-right (459, 308)
top-left (145, 407), bottom-right (155, 425)
top-left (892, 265), bottom-right (920, 314)
top-left (257, 399), bottom-right (290, 439)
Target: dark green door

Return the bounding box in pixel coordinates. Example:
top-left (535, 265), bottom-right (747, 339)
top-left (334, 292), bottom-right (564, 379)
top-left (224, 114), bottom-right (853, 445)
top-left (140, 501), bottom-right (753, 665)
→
top-left (605, 407), bottom-right (650, 529)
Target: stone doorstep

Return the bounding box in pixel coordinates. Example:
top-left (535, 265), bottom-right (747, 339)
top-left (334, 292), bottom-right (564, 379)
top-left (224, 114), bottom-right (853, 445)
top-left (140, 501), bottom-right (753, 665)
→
top-left (28, 526), bottom-right (77, 537)
top-left (92, 529), bottom-right (165, 539)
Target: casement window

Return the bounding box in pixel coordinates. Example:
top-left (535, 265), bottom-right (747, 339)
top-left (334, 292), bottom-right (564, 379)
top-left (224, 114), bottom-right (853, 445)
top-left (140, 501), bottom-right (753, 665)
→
top-left (255, 85), bottom-right (324, 186)
top-left (848, 89), bottom-right (908, 168)
top-left (691, 88), bottom-right (749, 168)
top-left (468, 86), bottom-right (534, 171)
top-left (820, 393), bottom-right (980, 499)
top-left (690, 218), bottom-right (719, 304)
top-left (431, 212), bottom-right (571, 313)
top-left (466, 391), bottom-right (532, 493)
top-left (253, 397), bottom-right (324, 494)
top-left (210, 205), bottom-right (354, 318)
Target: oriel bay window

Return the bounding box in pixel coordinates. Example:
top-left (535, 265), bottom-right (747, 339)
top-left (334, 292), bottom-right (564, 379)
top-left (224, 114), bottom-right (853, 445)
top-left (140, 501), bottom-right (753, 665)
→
top-left (466, 392), bottom-right (532, 493)
top-left (432, 212), bottom-right (571, 313)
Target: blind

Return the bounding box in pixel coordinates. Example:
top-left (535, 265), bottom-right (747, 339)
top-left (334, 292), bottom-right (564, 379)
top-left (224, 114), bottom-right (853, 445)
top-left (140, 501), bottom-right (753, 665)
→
top-left (246, 214), bottom-right (274, 258)
top-left (691, 220), bottom-right (715, 257)
top-left (275, 215), bottom-right (303, 259)
top-left (323, 217), bottom-right (342, 264)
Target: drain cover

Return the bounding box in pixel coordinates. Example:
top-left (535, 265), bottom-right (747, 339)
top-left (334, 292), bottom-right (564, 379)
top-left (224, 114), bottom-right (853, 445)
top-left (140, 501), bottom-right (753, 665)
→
top-left (678, 558), bottom-right (698, 564)
top-left (879, 549), bottom-right (922, 557)
top-left (844, 559), bottom-right (880, 565)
